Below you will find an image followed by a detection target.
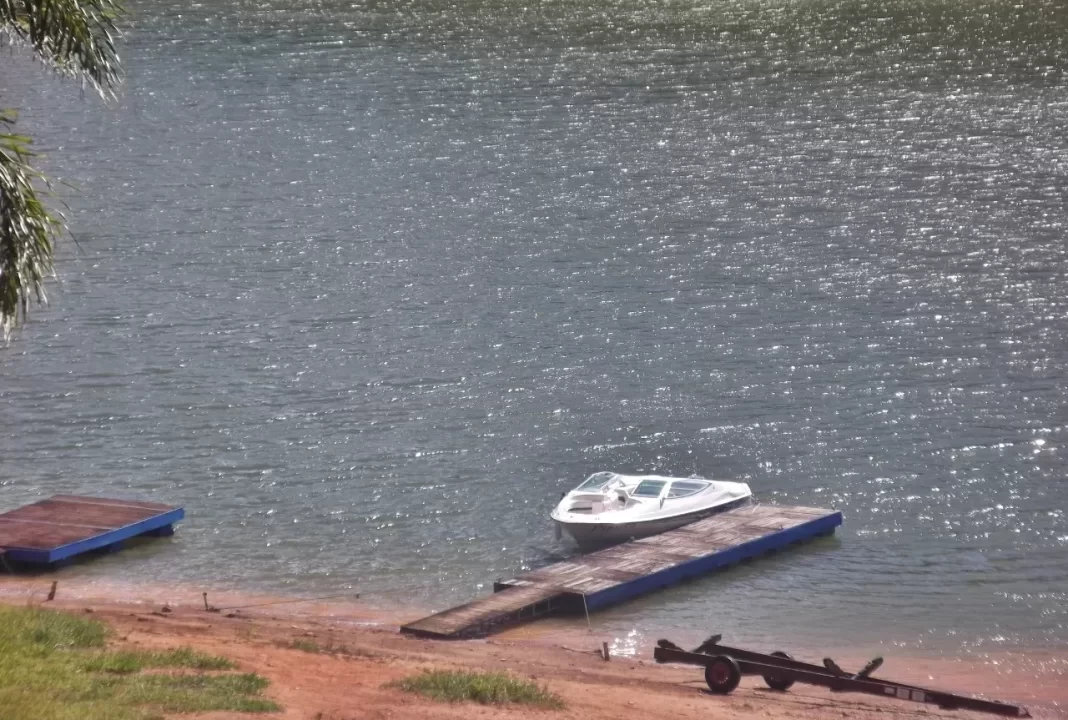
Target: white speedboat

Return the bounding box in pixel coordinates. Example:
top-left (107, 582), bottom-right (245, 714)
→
top-left (550, 472), bottom-right (752, 551)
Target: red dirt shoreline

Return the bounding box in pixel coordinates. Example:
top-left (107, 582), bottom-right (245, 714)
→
top-left (1, 576), bottom-right (1065, 720)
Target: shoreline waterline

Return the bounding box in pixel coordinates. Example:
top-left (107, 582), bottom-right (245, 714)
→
top-left (1, 573), bottom-right (1064, 711)
top-left (1, 0), bottom-right (1065, 668)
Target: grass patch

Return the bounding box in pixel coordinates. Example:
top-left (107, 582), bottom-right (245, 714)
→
top-left (287, 639), bottom-right (322, 653)
top-left (1, 605), bottom-right (107, 650)
top-left (391, 670), bottom-right (564, 709)
top-left (0, 605), bottom-right (277, 719)
top-left (83, 646), bottom-right (236, 674)
top-left (119, 673), bottom-right (278, 713)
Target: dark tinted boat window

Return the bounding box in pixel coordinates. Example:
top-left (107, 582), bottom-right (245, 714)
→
top-left (632, 480), bottom-right (667, 497)
top-left (666, 480), bottom-right (710, 498)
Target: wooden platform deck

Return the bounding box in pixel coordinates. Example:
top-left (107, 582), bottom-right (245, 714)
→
top-left (0, 495), bottom-right (184, 568)
top-left (401, 504), bottom-right (842, 639)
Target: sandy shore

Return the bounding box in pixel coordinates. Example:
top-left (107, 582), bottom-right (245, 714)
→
top-left (1, 577), bottom-right (1065, 720)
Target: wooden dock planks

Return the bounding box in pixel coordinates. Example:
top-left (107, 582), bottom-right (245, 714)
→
top-left (401, 584), bottom-right (565, 639)
top-left (531, 504), bottom-right (840, 612)
top-left (0, 495), bottom-right (184, 567)
top-left (401, 504), bottom-right (842, 639)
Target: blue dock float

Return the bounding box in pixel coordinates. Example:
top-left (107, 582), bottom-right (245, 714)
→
top-left (401, 504), bottom-right (842, 639)
top-left (0, 495), bottom-right (184, 569)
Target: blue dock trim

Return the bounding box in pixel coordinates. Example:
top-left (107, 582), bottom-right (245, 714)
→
top-left (0, 497), bottom-right (185, 567)
top-left (17, 508), bottom-right (186, 565)
top-left (402, 504), bottom-right (843, 639)
top-left (584, 511), bottom-right (842, 611)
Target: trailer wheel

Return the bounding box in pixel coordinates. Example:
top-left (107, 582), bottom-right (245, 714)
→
top-left (704, 655), bottom-right (742, 694)
top-left (762, 651), bottom-right (795, 691)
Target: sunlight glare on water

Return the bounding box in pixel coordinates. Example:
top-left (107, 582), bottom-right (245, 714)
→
top-left (0, 0), bottom-right (1065, 656)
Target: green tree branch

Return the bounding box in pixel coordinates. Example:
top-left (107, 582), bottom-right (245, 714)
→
top-left (0, 0), bottom-right (124, 338)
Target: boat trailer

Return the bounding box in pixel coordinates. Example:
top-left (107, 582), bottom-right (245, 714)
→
top-left (653, 635), bottom-right (1030, 718)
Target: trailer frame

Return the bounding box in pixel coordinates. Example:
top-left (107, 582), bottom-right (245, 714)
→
top-left (652, 638), bottom-right (1030, 718)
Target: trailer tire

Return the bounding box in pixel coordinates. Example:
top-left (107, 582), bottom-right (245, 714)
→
top-left (763, 651), bottom-right (796, 691)
top-left (704, 655), bottom-right (742, 694)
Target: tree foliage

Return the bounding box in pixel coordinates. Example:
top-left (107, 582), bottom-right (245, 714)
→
top-left (0, 0), bottom-right (124, 338)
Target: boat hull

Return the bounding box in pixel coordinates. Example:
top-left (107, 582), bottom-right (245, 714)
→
top-left (555, 497), bottom-right (751, 551)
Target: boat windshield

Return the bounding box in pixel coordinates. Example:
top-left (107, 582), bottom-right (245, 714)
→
top-left (631, 479), bottom-right (667, 498)
top-left (666, 480), bottom-right (710, 498)
top-left (577, 472), bottom-right (616, 491)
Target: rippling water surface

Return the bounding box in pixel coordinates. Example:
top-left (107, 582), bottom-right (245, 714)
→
top-left (1, 0), bottom-right (1066, 655)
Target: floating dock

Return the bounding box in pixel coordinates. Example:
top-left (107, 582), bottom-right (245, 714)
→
top-left (0, 495), bottom-right (184, 569)
top-left (402, 504), bottom-right (841, 639)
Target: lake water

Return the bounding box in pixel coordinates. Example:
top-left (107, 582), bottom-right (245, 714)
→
top-left (1, 0), bottom-right (1066, 657)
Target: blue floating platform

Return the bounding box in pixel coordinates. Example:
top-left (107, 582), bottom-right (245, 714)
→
top-left (0, 495), bottom-right (184, 568)
top-left (402, 504), bottom-right (842, 639)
